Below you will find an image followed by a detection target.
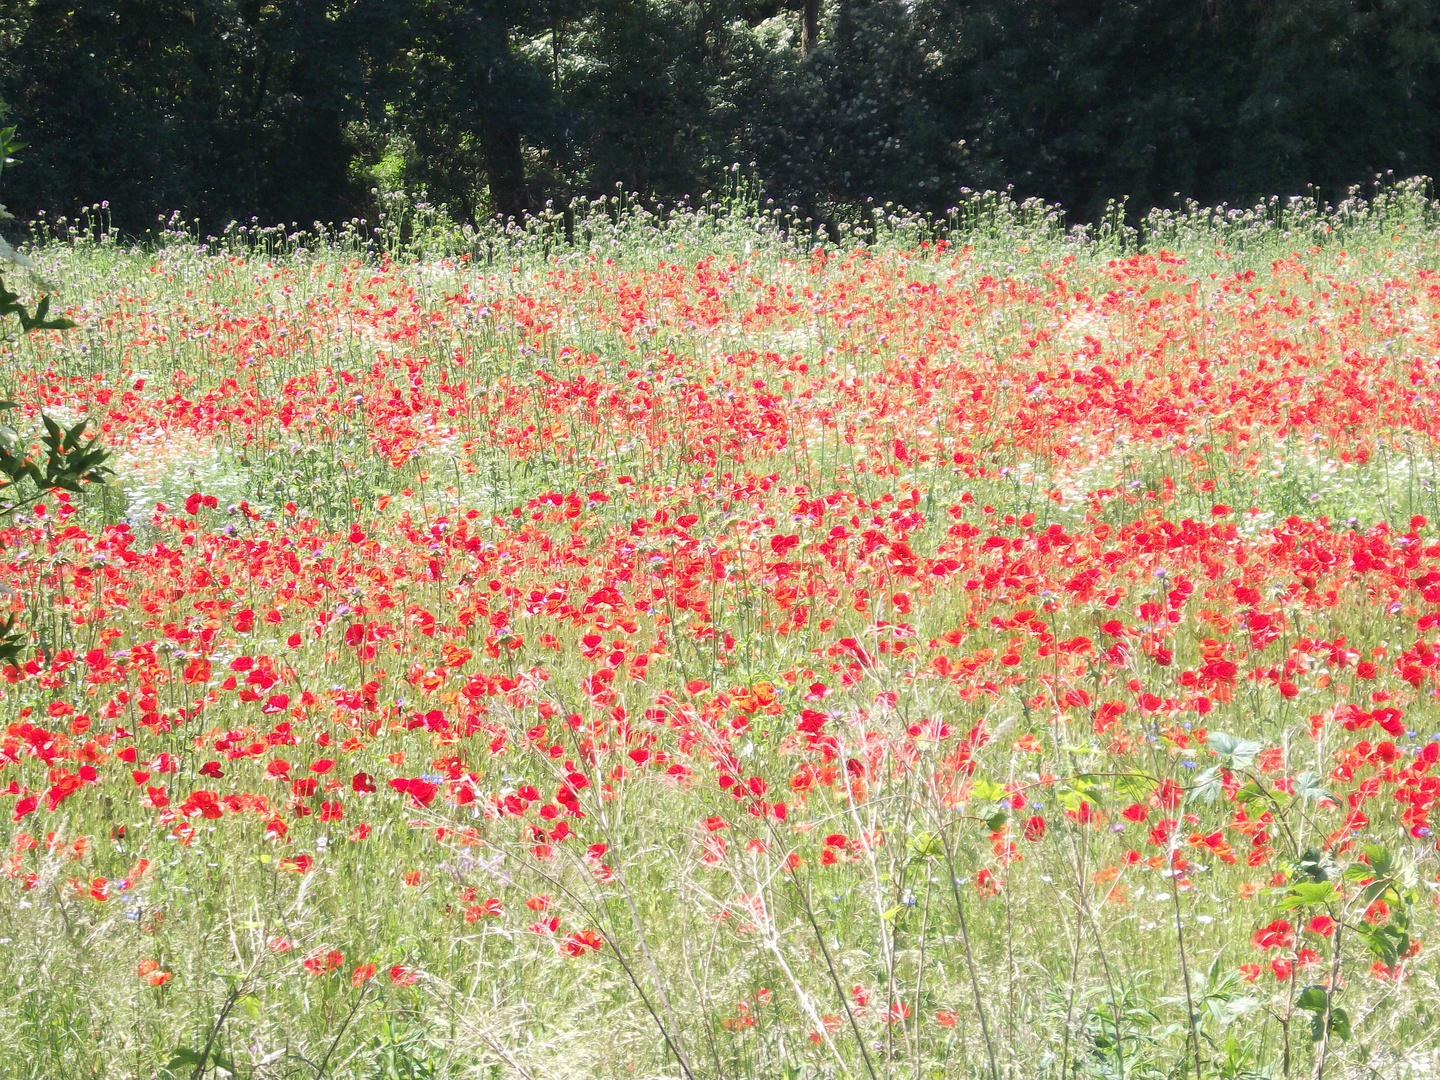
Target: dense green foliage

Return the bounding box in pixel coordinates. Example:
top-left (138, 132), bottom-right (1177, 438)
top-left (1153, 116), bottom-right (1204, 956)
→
top-left (1, 0), bottom-right (1439, 232)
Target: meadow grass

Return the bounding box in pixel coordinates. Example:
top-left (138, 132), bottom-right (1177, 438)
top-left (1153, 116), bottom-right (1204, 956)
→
top-left (1, 182), bottom-right (1439, 1079)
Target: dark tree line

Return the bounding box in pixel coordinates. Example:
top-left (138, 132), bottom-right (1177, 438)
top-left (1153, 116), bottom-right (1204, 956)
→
top-left (2, 0), bottom-right (1438, 233)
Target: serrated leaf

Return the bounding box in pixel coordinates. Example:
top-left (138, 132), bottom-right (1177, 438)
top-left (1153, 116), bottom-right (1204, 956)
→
top-left (161, 1046), bottom-right (207, 1077)
top-left (1294, 847), bottom-right (1335, 883)
top-left (1235, 780), bottom-right (1268, 804)
top-left (1293, 771), bottom-right (1334, 804)
top-left (1356, 925), bottom-right (1401, 967)
top-left (970, 778), bottom-right (1005, 802)
top-left (1279, 881), bottom-right (1339, 910)
top-left (909, 832), bottom-right (944, 861)
top-left (1207, 731), bottom-right (1262, 769)
top-left (1361, 844), bottom-right (1394, 877)
top-left (1187, 767), bottom-right (1222, 804)
top-left (1359, 879), bottom-right (1393, 907)
top-left (1114, 773), bottom-right (1152, 802)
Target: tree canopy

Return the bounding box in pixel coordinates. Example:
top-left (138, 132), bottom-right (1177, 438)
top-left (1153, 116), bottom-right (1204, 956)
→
top-left (2, 0), bottom-right (1437, 231)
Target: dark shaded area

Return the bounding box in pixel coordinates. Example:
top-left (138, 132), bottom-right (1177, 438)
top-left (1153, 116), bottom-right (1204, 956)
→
top-left (2, 0), bottom-right (1437, 232)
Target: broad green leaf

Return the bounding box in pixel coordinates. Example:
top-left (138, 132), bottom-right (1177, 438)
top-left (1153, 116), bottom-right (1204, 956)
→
top-left (1235, 780), bottom-right (1269, 805)
top-left (1359, 879), bottom-right (1393, 907)
top-left (1187, 767), bottom-right (1222, 804)
top-left (1356, 924), bottom-right (1401, 967)
top-left (1361, 844), bottom-right (1394, 877)
top-left (1114, 773), bottom-right (1153, 802)
top-left (908, 832), bottom-right (944, 860)
top-left (160, 1047), bottom-right (206, 1079)
top-left (1207, 731), bottom-right (1262, 769)
top-left (1279, 881), bottom-right (1338, 910)
top-left (1294, 848), bottom-right (1335, 883)
top-left (970, 778), bottom-right (1005, 802)
top-left (1293, 772), bottom-right (1334, 804)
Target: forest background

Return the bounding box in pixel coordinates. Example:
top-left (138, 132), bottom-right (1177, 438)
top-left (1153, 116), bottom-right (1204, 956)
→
top-left (2, 0), bottom-right (1439, 233)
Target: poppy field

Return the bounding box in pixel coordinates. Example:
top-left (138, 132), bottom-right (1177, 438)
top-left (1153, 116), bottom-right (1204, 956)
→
top-left (6, 187), bottom-right (1440, 1079)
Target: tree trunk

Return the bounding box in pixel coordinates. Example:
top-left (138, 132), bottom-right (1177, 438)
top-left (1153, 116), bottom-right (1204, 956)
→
top-left (801, 0), bottom-right (820, 57)
top-left (481, 123), bottom-right (528, 221)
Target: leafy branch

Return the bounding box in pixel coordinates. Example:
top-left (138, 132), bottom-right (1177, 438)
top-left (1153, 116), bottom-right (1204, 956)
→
top-left (0, 121), bottom-right (110, 665)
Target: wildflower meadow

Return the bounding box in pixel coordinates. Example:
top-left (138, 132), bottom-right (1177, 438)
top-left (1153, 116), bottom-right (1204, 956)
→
top-left (6, 185), bottom-right (1440, 1079)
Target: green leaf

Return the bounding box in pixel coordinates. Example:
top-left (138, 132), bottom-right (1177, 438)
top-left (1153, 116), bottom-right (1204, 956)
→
top-left (1187, 767), bottom-right (1222, 804)
top-left (970, 778), bottom-right (1005, 802)
top-left (1209, 996), bottom-right (1261, 1026)
top-left (1306, 1003), bottom-right (1351, 1043)
top-left (1063, 776), bottom-right (1104, 806)
top-left (160, 1046), bottom-right (207, 1078)
top-left (0, 614), bottom-right (24, 665)
top-left (1293, 772), bottom-right (1334, 804)
top-left (1356, 924), bottom-right (1403, 967)
top-left (1207, 731), bottom-right (1262, 769)
top-left (1361, 844), bottom-right (1394, 877)
top-left (1279, 881), bottom-right (1339, 910)
top-left (1235, 779), bottom-right (1269, 806)
top-left (1359, 879), bottom-right (1394, 908)
top-left (1113, 773), bottom-right (1153, 802)
top-left (909, 832), bottom-right (944, 861)
top-left (1293, 848), bottom-right (1335, 883)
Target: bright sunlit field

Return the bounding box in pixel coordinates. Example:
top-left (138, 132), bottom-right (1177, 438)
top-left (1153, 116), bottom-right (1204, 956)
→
top-left (5, 187), bottom-right (1440, 1079)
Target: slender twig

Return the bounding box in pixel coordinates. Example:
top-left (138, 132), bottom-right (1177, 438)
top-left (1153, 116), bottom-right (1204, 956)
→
top-left (467, 835), bottom-right (699, 1080)
top-left (791, 872), bottom-right (880, 1080)
top-left (1058, 892), bottom-right (1082, 1080)
top-left (1314, 918), bottom-right (1344, 1080)
top-left (940, 832), bottom-right (1000, 1080)
top-left (1166, 848), bottom-right (1204, 1080)
top-left (428, 975), bottom-right (540, 1080)
top-left (190, 983), bottom-right (245, 1080)
top-left (912, 874), bottom-right (932, 1080)
top-left (312, 981), bottom-right (368, 1080)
